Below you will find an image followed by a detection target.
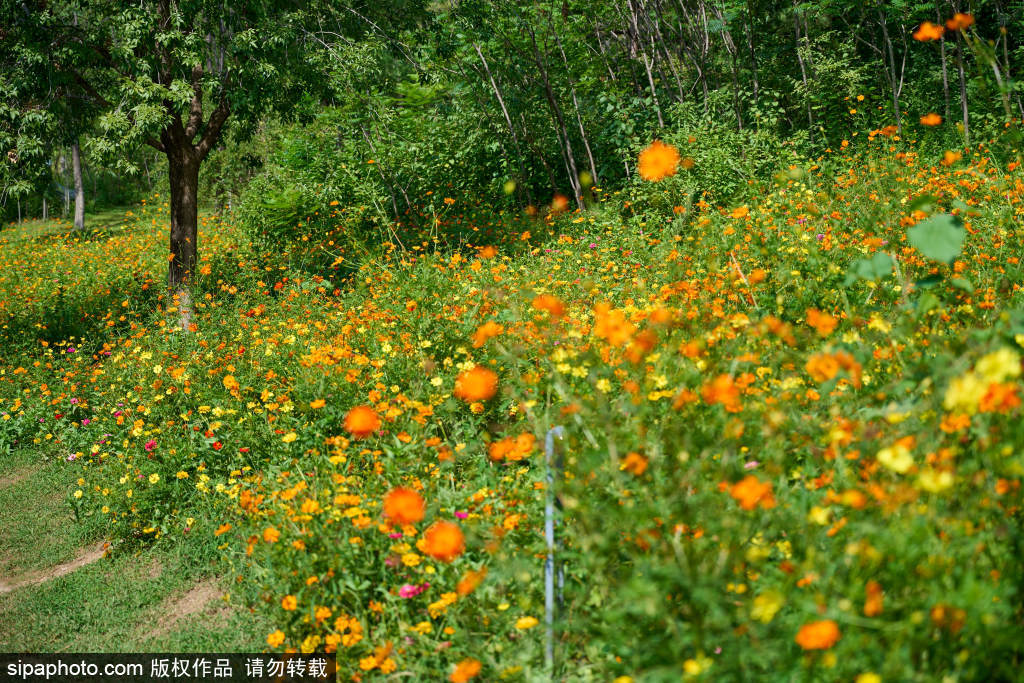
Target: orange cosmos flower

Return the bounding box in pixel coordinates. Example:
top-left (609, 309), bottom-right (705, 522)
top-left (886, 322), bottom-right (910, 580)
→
top-left (913, 21), bottom-right (945, 41)
top-left (806, 308), bottom-right (838, 336)
top-left (471, 321), bottom-right (504, 348)
top-left (423, 521), bottom-right (466, 562)
top-left (795, 619), bottom-right (841, 650)
top-left (920, 112), bottom-right (943, 126)
top-left (593, 302), bottom-right (635, 346)
top-left (805, 352), bottom-right (841, 383)
top-left (637, 140), bottom-right (681, 181)
top-left (344, 405), bottom-right (381, 439)
top-left (488, 433), bottom-right (536, 462)
top-left (702, 374), bottom-right (742, 412)
top-left (729, 475), bottom-right (775, 510)
top-left (532, 294), bottom-right (566, 318)
top-left (620, 452), bottom-right (649, 476)
top-left (551, 194), bottom-right (570, 212)
top-left (281, 595), bottom-right (298, 611)
top-left (383, 487), bottom-right (425, 525)
top-left (456, 567), bottom-right (488, 595)
top-left (864, 580), bottom-right (884, 617)
top-left (945, 13), bottom-right (974, 31)
top-left (449, 659), bottom-right (482, 683)
top-left (454, 366), bottom-right (498, 402)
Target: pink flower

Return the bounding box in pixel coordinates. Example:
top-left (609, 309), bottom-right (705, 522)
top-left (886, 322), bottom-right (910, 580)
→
top-left (398, 582), bottom-right (430, 598)
top-left (144, 440), bottom-right (157, 452)
top-left (455, 510), bottom-right (468, 520)
top-left (744, 461), bottom-right (760, 470)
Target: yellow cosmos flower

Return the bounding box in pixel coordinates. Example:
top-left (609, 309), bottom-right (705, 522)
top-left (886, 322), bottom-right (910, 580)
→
top-left (917, 468), bottom-right (954, 493)
top-left (751, 590), bottom-right (785, 623)
top-left (976, 348), bottom-right (1021, 384)
top-left (877, 444), bottom-right (913, 474)
top-left (515, 616), bottom-right (539, 630)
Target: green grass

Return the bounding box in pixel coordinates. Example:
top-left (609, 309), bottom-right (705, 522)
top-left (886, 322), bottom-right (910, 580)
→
top-left (0, 449), bottom-right (269, 652)
top-left (0, 447), bottom-right (96, 576)
top-left (1, 206), bottom-right (140, 244)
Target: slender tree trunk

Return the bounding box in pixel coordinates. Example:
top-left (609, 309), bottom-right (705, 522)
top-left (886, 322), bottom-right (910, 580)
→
top-left (520, 112), bottom-right (559, 194)
top-left (878, 11), bottom-right (903, 133)
top-left (938, 5), bottom-right (951, 118)
top-left (60, 153), bottom-right (69, 217)
top-left (711, 5), bottom-right (743, 130)
top-left (793, 3), bottom-right (814, 128)
top-left (42, 197), bottom-right (47, 221)
top-left (626, 0), bottom-right (665, 127)
top-left (553, 33), bottom-right (599, 185)
top-left (647, 2), bottom-right (686, 103)
top-left (72, 139), bottom-right (85, 230)
top-left (167, 147), bottom-right (200, 329)
top-left (527, 26), bottom-right (584, 207)
top-left (744, 3), bottom-right (759, 103)
top-left (954, 36), bottom-right (970, 146)
top-left (475, 43), bottom-right (535, 205)
top-left (593, 21), bottom-right (618, 82)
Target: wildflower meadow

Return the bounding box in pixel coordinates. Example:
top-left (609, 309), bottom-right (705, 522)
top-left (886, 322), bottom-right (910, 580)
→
top-left (2, 3), bottom-right (1024, 682)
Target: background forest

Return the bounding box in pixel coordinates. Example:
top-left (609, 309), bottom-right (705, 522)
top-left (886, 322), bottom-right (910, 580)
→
top-left (4, 0), bottom-right (1023, 227)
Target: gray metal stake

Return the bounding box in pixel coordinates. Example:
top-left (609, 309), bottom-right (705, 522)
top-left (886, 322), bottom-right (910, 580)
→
top-left (544, 425), bottom-right (565, 672)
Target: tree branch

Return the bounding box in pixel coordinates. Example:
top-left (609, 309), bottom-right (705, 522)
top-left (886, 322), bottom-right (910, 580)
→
top-left (195, 97), bottom-right (230, 161)
top-left (184, 64), bottom-right (204, 140)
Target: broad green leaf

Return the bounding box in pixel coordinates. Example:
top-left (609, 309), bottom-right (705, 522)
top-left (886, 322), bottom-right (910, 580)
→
top-left (846, 252), bottom-right (894, 285)
top-left (907, 214), bottom-right (964, 264)
top-left (951, 277), bottom-right (974, 292)
top-left (907, 194), bottom-right (938, 213)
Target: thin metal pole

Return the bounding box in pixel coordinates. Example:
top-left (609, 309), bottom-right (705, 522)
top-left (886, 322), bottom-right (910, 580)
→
top-left (544, 425), bottom-right (565, 672)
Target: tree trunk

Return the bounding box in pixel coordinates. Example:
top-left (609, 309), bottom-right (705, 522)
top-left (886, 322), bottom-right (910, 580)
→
top-left (937, 4), bottom-right (951, 119)
top-left (42, 197), bottom-right (47, 221)
top-left (793, 2), bottom-right (814, 129)
top-left (72, 139), bottom-right (85, 230)
top-left (553, 33), bottom-right (599, 185)
top-left (527, 25), bottom-right (584, 208)
top-left (167, 148), bottom-right (200, 330)
top-left (474, 43), bottom-right (535, 206)
top-left (878, 10), bottom-right (904, 133)
top-left (954, 37), bottom-right (970, 146)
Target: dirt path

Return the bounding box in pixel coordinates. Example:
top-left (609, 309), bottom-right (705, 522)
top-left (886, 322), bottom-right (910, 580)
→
top-left (145, 578), bottom-right (231, 640)
top-left (0, 541), bottom-right (107, 594)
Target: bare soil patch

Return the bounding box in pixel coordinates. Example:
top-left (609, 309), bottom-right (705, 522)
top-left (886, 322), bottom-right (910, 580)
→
top-left (146, 578), bottom-right (231, 639)
top-left (0, 466), bottom-right (34, 488)
top-left (0, 541), bottom-right (107, 594)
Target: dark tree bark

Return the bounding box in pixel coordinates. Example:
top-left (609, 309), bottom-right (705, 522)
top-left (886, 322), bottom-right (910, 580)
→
top-left (166, 147), bottom-right (200, 290)
top-left (156, 93), bottom-right (229, 330)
